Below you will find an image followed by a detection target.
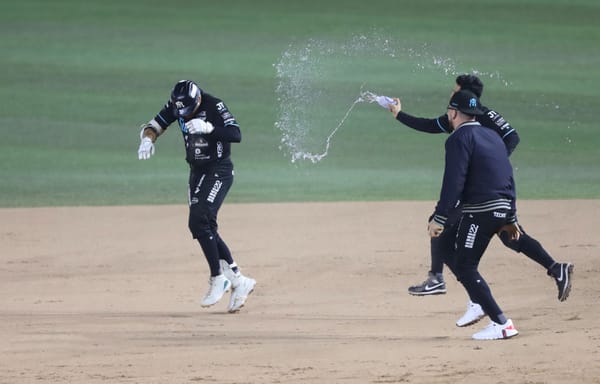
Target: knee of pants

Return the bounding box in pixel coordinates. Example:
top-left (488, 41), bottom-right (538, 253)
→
top-left (188, 208), bottom-right (212, 239)
top-left (454, 263), bottom-right (479, 283)
top-left (456, 267), bottom-right (477, 284)
top-left (499, 230), bottom-right (522, 252)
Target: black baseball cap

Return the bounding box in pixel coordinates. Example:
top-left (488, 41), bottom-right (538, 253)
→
top-left (448, 89), bottom-right (483, 116)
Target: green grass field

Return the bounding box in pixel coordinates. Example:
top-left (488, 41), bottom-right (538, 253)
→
top-left (1, 0), bottom-right (599, 207)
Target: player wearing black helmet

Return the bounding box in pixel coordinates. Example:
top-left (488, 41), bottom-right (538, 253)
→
top-left (137, 80), bottom-right (256, 313)
top-left (171, 80), bottom-right (202, 118)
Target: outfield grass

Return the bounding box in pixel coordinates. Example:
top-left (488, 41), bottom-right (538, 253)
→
top-left (1, 0), bottom-right (599, 207)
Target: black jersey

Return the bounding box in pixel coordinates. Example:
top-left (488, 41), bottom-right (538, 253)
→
top-left (153, 92), bottom-right (241, 168)
top-left (432, 122), bottom-right (516, 227)
top-left (396, 104), bottom-right (519, 155)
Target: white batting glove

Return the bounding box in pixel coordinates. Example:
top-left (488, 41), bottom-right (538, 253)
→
top-left (138, 137), bottom-right (155, 160)
top-left (185, 118), bottom-right (214, 134)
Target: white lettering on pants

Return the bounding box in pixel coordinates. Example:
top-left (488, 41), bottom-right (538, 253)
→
top-left (207, 180), bottom-right (222, 203)
top-left (465, 224), bottom-right (479, 249)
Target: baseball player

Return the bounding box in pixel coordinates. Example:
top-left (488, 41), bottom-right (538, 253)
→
top-left (430, 89), bottom-right (520, 339)
top-left (137, 80), bottom-right (256, 313)
top-left (385, 74), bottom-right (573, 327)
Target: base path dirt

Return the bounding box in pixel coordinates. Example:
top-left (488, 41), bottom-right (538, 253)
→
top-left (1, 200), bottom-right (598, 383)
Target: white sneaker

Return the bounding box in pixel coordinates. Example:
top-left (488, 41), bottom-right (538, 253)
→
top-left (228, 275), bottom-right (256, 313)
top-left (200, 274), bottom-right (231, 307)
top-left (472, 319), bottom-right (519, 340)
top-left (219, 260), bottom-right (256, 313)
top-left (456, 300), bottom-right (486, 327)
top-left (220, 260), bottom-right (237, 282)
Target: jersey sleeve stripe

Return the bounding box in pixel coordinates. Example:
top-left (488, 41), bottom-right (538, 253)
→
top-left (436, 118), bottom-right (448, 133)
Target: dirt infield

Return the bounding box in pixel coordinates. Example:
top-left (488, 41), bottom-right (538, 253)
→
top-left (1, 201), bottom-right (598, 384)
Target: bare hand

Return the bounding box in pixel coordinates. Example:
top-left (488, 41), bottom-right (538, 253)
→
top-left (389, 97), bottom-right (401, 116)
top-left (498, 222), bottom-right (522, 241)
top-left (428, 220), bottom-right (444, 238)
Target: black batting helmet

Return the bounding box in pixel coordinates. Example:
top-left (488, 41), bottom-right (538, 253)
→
top-left (171, 80), bottom-right (202, 118)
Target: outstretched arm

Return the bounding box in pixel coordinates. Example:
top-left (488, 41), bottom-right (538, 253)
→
top-left (389, 97), bottom-right (450, 134)
top-left (397, 111), bottom-right (451, 134)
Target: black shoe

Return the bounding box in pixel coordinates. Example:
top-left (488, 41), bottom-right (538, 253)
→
top-left (549, 263), bottom-right (574, 302)
top-left (408, 272), bottom-right (447, 296)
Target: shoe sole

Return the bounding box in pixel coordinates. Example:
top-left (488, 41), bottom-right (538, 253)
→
top-left (456, 314), bottom-right (485, 327)
top-left (201, 292), bottom-right (230, 307)
top-left (558, 264), bottom-right (574, 302)
top-left (408, 289), bottom-right (447, 296)
top-left (472, 332), bottom-right (518, 341)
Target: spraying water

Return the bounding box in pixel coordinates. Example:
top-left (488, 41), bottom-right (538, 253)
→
top-left (289, 95), bottom-right (364, 163)
top-left (283, 87), bottom-right (394, 163)
top-left (274, 33), bottom-right (509, 163)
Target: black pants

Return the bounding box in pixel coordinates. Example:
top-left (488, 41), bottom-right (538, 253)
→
top-left (432, 221), bottom-right (555, 276)
top-left (188, 159), bottom-right (235, 276)
top-left (449, 210), bottom-right (510, 324)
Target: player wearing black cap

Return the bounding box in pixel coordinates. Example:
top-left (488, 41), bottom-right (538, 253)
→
top-left (385, 75), bottom-right (572, 326)
top-left (428, 90), bottom-right (519, 339)
top-left (137, 80), bottom-right (256, 313)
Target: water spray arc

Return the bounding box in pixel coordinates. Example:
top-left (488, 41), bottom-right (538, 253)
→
top-left (274, 34), bottom-right (509, 164)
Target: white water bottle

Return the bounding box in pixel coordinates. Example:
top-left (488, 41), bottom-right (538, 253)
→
top-left (375, 95), bottom-right (396, 109)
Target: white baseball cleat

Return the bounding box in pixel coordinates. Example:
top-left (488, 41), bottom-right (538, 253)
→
top-left (228, 275), bottom-right (256, 313)
top-left (220, 260), bottom-right (256, 313)
top-left (200, 274), bottom-right (231, 307)
top-left (472, 319), bottom-right (518, 340)
top-left (456, 300), bottom-right (486, 327)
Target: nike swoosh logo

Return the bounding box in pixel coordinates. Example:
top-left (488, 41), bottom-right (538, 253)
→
top-left (557, 268), bottom-right (564, 282)
top-left (425, 283), bottom-right (444, 290)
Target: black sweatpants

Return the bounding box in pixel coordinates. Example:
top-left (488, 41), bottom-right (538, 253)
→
top-left (432, 220), bottom-right (556, 276)
top-left (188, 159), bottom-right (235, 276)
top-left (452, 210), bottom-right (510, 324)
